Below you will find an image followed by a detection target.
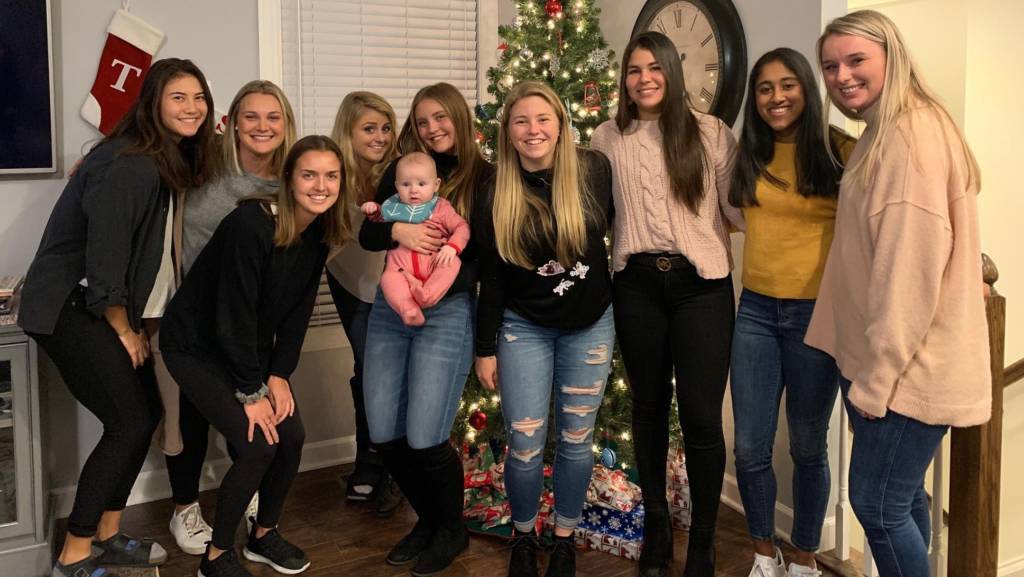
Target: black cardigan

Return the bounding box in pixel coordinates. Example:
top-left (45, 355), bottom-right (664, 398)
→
top-left (160, 202), bottom-right (328, 395)
top-left (474, 148), bottom-right (614, 357)
top-left (359, 150), bottom-right (494, 298)
top-left (19, 138), bottom-right (170, 334)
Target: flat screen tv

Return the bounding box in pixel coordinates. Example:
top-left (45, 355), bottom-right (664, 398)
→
top-left (0, 0), bottom-right (57, 174)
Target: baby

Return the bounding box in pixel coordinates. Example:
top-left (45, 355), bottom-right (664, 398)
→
top-left (363, 152), bottom-right (470, 326)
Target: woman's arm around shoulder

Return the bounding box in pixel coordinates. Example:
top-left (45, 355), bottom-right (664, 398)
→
top-left (699, 112), bottom-right (744, 232)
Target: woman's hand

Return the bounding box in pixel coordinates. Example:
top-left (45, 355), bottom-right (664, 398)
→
top-left (245, 397), bottom-right (279, 444)
top-left (475, 356), bottom-right (499, 391)
top-left (392, 221), bottom-right (445, 255)
top-left (118, 330), bottom-right (150, 368)
top-left (267, 375), bottom-right (294, 424)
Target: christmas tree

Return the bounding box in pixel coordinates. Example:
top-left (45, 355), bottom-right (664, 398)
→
top-left (474, 0), bottom-right (620, 158)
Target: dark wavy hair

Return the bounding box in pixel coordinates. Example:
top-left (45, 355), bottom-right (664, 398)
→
top-left (102, 58), bottom-right (220, 192)
top-left (616, 31), bottom-right (706, 212)
top-left (730, 48), bottom-right (845, 207)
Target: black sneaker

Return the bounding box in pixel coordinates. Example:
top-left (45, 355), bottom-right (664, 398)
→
top-left (507, 529), bottom-right (540, 577)
top-left (544, 536), bottom-right (576, 577)
top-left (92, 533), bottom-right (168, 566)
top-left (385, 519), bottom-right (433, 566)
top-left (411, 524), bottom-right (469, 577)
top-left (374, 474), bottom-right (405, 518)
top-left (199, 547), bottom-right (253, 577)
top-left (52, 556), bottom-right (121, 577)
top-left (243, 527), bottom-right (310, 574)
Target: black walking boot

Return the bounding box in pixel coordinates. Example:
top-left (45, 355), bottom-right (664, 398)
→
top-left (544, 534), bottom-right (576, 577)
top-left (378, 438), bottom-right (434, 566)
top-left (681, 529), bottom-right (715, 577)
top-left (638, 508), bottom-right (672, 577)
top-left (507, 528), bottom-right (540, 577)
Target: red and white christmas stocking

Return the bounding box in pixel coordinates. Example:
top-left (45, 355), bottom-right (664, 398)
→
top-left (80, 9), bottom-right (165, 135)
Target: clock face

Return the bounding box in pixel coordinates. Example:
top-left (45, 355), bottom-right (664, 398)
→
top-left (647, 1), bottom-right (722, 114)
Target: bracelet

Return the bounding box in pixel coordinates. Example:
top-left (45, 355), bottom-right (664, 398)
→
top-left (234, 383), bottom-right (270, 405)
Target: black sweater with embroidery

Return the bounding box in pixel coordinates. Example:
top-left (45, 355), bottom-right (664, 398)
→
top-left (161, 201), bottom-right (327, 395)
top-left (474, 148), bottom-right (613, 357)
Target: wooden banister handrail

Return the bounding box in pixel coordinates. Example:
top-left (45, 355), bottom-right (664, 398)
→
top-left (947, 254), bottom-right (1004, 577)
top-left (1006, 357), bottom-right (1023, 388)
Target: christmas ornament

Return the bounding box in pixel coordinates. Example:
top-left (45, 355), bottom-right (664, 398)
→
top-left (572, 126), bottom-right (582, 144)
top-left (475, 130), bottom-right (485, 144)
top-left (601, 447), bottom-right (617, 468)
top-left (497, 41), bottom-right (508, 62)
top-left (549, 55), bottom-right (561, 75)
top-left (584, 81), bottom-right (602, 111)
top-left (545, 0), bottom-right (563, 18)
top-left (470, 410), bottom-right (488, 431)
top-left (521, 47), bottom-right (534, 60)
top-left (586, 48), bottom-right (610, 71)
top-left (81, 9), bottom-right (166, 134)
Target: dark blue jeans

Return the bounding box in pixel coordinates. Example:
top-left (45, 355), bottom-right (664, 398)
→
top-left (730, 289), bottom-right (839, 551)
top-left (841, 377), bottom-right (947, 577)
top-left (363, 288), bottom-right (473, 449)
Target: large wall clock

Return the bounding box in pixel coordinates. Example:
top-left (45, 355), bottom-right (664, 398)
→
top-left (631, 0), bottom-right (747, 127)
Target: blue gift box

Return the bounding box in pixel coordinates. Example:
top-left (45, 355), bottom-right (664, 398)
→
top-left (578, 501), bottom-right (645, 541)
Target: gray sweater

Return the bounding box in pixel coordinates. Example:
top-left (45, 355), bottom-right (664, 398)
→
top-left (182, 171), bottom-right (279, 274)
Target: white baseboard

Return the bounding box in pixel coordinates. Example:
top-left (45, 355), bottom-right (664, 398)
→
top-left (720, 472), bottom-right (837, 552)
top-left (1001, 554), bottom-right (1024, 577)
top-left (52, 435), bottom-right (357, 520)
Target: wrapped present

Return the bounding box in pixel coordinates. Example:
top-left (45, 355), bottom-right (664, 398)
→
top-left (573, 527), bottom-right (643, 560)
top-left (666, 447), bottom-right (691, 529)
top-left (587, 464), bottom-right (642, 512)
top-left (579, 501), bottom-right (645, 541)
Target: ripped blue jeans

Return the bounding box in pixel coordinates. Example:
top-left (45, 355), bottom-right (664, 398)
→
top-left (497, 306), bottom-right (614, 532)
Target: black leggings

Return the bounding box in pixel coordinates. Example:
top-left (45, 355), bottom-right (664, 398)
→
top-left (613, 255), bottom-right (734, 536)
top-left (164, 390), bottom-right (213, 505)
top-left (28, 288), bottom-right (161, 537)
top-left (162, 349), bottom-right (305, 550)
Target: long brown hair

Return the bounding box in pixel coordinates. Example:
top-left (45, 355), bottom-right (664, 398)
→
top-left (250, 135), bottom-right (347, 247)
top-left (397, 83), bottom-right (487, 218)
top-left (103, 58), bottom-right (220, 192)
top-left (616, 32), bottom-right (706, 212)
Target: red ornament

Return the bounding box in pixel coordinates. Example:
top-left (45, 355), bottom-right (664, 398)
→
top-left (475, 130), bottom-right (485, 144)
top-left (545, 0), bottom-right (563, 18)
top-left (584, 81), bottom-right (602, 111)
top-left (469, 410), bottom-right (488, 431)
top-left (498, 42), bottom-right (508, 51)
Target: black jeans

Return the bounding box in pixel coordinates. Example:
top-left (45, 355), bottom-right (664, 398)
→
top-left (613, 254), bottom-right (734, 536)
top-left (326, 273), bottom-right (376, 465)
top-left (164, 390), bottom-right (212, 505)
top-left (28, 288), bottom-right (161, 537)
top-left (162, 349), bottom-right (305, 550)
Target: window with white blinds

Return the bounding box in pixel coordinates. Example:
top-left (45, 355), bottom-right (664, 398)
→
top-left (280, 0), bottom-right (479, 137)
top-left (278, 0), bottom-right (479, 328)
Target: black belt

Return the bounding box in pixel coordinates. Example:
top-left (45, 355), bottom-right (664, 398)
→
top-left (628, 253), bottom-right (691, 272)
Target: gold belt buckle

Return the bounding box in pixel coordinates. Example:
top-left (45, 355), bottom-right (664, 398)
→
top-left (656, 256), bottom-right (672, 271)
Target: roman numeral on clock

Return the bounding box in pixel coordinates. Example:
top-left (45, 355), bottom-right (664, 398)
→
top-left (705, 62), bottom-right (719, 71)
top-left (701, 33), bottom-right (714, 47)
top-left (654, 18), bottom-right (666, 33)
top-left (674, 8), bottom-right (683, 28)
top-left (700, 87), bottom-right (715, 102)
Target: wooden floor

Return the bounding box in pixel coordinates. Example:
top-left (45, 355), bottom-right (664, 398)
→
top-left (94, 464), bottom-right (862, 577)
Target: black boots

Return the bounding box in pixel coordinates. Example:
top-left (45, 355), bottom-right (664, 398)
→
top-left (378, 438), bottom-right (435, 565)
top-left (507, 528), bottom-right (540, 577)
top-left (682, 529), bottom-right (716, 577)
top-left (544, 535), bottom-right (576, 577)
top-left (409, 441), bottom-right (469, 577)
top-left (638, 508), bottom-right (673, 577)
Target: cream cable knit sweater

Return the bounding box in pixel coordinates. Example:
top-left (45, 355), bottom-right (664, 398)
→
top-left (590, 111), bottom-right (743, 277)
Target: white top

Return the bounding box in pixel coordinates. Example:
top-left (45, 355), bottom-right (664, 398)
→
top-left (143, 195), bottom-right (176, 318)
top-left (325, 207), bottom-right (386, 303)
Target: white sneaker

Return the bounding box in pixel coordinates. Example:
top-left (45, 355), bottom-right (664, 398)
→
top-left (748, 547), bottom-right (786, 577)
top-left (169, 502), bottom-right (213, 555)
top-left (786, 562), bottom-right (823, 577)
top-left (244, 493), bottom-right (260, 534)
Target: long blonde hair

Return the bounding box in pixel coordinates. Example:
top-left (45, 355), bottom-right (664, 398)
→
top-left (493, 81), bottom-right (596, 269)
top-left (397, 83), bottom-right (487, 218)
top-left (221, 80), bottom-right (297, 180)
top-left (818, 10), bottom-right (980, 189)
top-left (330, 91), bottom-right (398, 206)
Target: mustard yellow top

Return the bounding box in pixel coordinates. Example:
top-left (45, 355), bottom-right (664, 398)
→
top-left (741, 138), bottom-right (854, 299)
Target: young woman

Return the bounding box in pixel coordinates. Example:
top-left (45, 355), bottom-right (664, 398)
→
top-left (589, 31), bottom-right (743, 577)
top-left (324, 91), bottom-right (400, 511)
top-left (160, 135), bottom-right (346, 577)
top-left (359, 82), bottom-right (491, 576)
top-left (18, 58), bottom-right (219, 577)
top-left (728, 48), bottom-right (856, 577)
top-left (160, 79), bottom-right (297, 555)
top-left (474, 81), bottom-right (614, 577)
top-left (807, 10), bottom-right (990, 577)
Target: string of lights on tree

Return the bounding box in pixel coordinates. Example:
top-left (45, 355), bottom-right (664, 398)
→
top-left (473, 0), bottom-right (620, 159)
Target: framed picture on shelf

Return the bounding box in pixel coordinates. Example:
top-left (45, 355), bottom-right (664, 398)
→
top-left (0, 0), bottom-right (57, 174)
